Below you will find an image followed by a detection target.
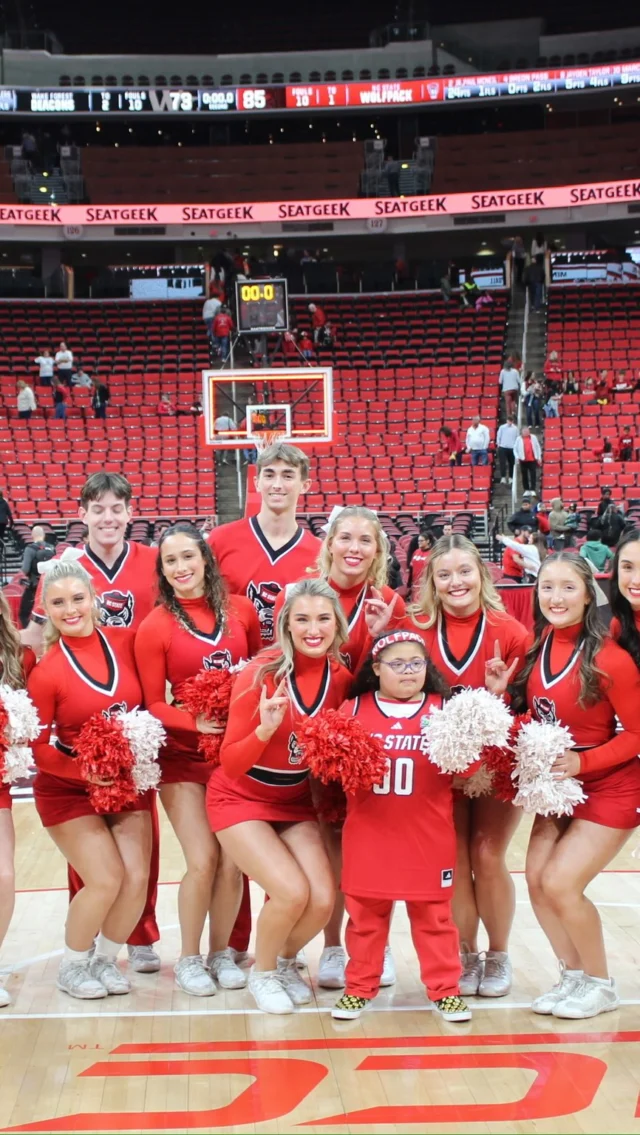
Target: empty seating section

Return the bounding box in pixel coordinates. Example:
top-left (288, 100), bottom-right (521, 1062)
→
top-left (431, 123), bottom-right (640, 193)
top-left (81, 143), bottom-right (363, 203)
top-left (542, 285), bottom-right (640, 507)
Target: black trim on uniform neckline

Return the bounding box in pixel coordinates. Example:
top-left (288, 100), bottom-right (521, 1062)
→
top-left (541, 630), bottom-right (584, 688)
top-left (84, 541), bottom-right (130, 582)
top-left (249, 516), bottom-right (304, 564)
top-left (439, 611), bottom-right (485, 674)
top-left (289, 659), bottom-right (330, 716)
top-left (60, 629), bottom-right (117, 695)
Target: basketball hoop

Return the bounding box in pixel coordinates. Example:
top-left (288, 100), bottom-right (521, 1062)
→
top-left (252, 429), bottom-right (287, 454)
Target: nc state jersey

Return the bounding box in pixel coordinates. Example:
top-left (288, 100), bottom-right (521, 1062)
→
top-left (341, 691), bottom-right (458, 900)
top-left (208, 517), bottom-right (320, 645)
top-left (32, 541), bottom-right (158, 631)
top-left (408, 608), bottom-right (528, 695)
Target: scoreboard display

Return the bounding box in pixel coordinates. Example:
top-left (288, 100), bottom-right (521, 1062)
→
top-left (236, 279), bottom-right (289, 333)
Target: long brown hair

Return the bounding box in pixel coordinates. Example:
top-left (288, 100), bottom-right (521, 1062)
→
top-left (157, 522), bottom-right (228, 635)
top-left (409, 534), bottom-right (504, 629)
top-left (610, 530), bottom-right (640, 671)
top-left (512, 551), bottom-right (607, 710)
top-left (0, 590), bottom-right (27, 688)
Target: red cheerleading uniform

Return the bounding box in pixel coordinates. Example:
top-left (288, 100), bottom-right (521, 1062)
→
top-left (407, 607), bottom-right (529, 695)
top-left (135, 595), bottom-right (262, 785)
top-left (409, 550), bottom-right (430, 602)
top-left (339, 691), bottom-right (462, 1002)
top-left (31, 540), bottom-right (158, 631)
top-left (207, 650), bottom-right (352, 831)
top-left (27, 627), bottom-right (154, 828)
top-left (526, 622), bottom-right (640, 828)
top-left (0, 647), bottom-right (36, 811)
top-left (208, 517), bottom-right (320, 646)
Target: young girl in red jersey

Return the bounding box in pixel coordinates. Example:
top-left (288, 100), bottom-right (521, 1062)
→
top-left (514, 552), bottom-right (640, 1019)
top-left (332, 630), bottom-right (471, 1022)
top-left (0, 592), bottom-right (35, 1008)
top-left (210, 578), bottom-right (352, 1014)
top-left (27, 560), bottom-right (153, 1002)
top-left (135, 523), bottom-right (261, 997)
top-left (409, 534), bottom-right (528, 998)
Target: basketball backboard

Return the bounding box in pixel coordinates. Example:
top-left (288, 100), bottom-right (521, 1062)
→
top-left (202, 367), bottom-right (333, 449)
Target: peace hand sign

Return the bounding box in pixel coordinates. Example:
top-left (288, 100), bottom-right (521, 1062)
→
top-left (364, 588), bottom-right (399, 637)
top-left (257, 679), bottom-right (289, 741)
top-left (485, 639), bottom-right (520, 697)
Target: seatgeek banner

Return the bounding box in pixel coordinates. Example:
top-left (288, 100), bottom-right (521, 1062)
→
top-left (1, 177), bottom-right (639, 225)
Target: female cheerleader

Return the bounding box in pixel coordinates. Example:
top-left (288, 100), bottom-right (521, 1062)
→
top-left (0, 592), bottom-right (35, 1007)
top-left (408, 534), bottom-right (529, 997)
top-left (332, 630), bottom-right (472, 1022)
top-left (135, 523), bottom-right (261, 997)
top-left (610, 529), bottom-right (640, 658)
top-left (514, 552), bottom-right (640, 1018)
top-left (27, 560), bottom-right (153, 1000)
top-left (210, 578), bottom-right (352, 1014)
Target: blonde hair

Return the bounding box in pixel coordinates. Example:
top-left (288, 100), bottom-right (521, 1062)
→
top-left (317, 506), bottom-right (389, 589)
top-left (0, 590), bottom-right (27, 689)
top-left (409, 534), bottom-right (505, 629)
top-left (254, 578), bottom-right (349, 686)
top-left (256, 442), bottom-right (310, 481)
top-left (41, 560), bottom-right (100, 650)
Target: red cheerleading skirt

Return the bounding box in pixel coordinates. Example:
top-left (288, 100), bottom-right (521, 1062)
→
top-left (159, 747), bottom-right (213, 786)
top-left (0, 783), bottom-right (11, 810)
top-left (34, 771), bottom-right (155, 828)
top-left (574, 758), bottom-right (640, 829)
top-left (206, 766), bottom-right (317, 832)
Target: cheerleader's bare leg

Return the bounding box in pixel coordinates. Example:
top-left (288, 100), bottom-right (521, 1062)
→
top-left (103, 810), bottom-right (152, 944)
top-left (0, 811), bottom-right (15, 954)
top-left (160, 782), bottom-right (219, 958)
top-left (279, 821), bottom-right (336, 956)
top-left (452, 796), bottom-right (479, 951)
top-left (208, 849), bottom-right (243, 954)
top-left (469, 795), bottom-right (522, 953)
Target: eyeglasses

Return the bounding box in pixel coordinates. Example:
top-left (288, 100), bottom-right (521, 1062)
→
top-left (379, 658), bottom-right (428, 674)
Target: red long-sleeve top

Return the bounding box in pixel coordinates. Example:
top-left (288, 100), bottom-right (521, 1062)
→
top-left (406, 606), bottom-right (528, 695)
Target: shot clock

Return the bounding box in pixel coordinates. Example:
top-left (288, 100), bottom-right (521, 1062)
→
top-left (235, 279), bottom-right (289, 333)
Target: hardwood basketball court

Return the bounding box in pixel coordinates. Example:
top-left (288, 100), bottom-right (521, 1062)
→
top-left (1, 802), bottom-right (638, 1133)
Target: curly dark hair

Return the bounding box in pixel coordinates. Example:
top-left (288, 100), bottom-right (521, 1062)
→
top-left (610, 529), bottom-right (640, 672)
top-left (156, 521), bottom-right (228, 635)
top-left (349, 633), bottom-right (451, 700)
top-left (512, 551), bottom-right (607, 711)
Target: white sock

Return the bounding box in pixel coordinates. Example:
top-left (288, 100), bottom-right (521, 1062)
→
top-left (63, 946), bottom-right (90, 964)
top-left (586, 974), bottom-right (613, 986)
top-left (277, 956), bottom-right (296, 968)
top-left (95, 934), bottom-right (123, 961)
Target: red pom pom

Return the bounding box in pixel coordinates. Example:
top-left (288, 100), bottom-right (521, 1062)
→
top-left (75, 713), bottom-right (137, 814)
top-left (298, 709), bottom-right (387, 794)
top-left (480, 713), bottom-right (532, 803)
top-left (312, 778), bottom-right (347, 825)
top-left (179, 668), bottom-right (236, 764)
top-left (0, 702), bottom-right (10, 782)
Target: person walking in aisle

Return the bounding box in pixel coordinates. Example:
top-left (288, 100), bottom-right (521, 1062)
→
top-left (514, 426), bottom-right (542, 493)
top-left (496, 416), bottom-right (518, 485)
top-left (465, 416), bottom-right (491, 467)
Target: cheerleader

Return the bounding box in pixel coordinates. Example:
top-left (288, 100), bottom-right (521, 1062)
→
top-left (610, 529), bottom-right (640, 659)
top-left (408, 534), bottom-right (529, 996)
top-left (27, 560), bottom-right (153, 1000)
top-left (0, 592), bottom-right (35, 1008)
top-left (514, 552), bottom-right (640, 1018)
top-left (210, 578), bottom-right (351, 1014)
top-left (135, 523), bottom-right (261, 997)
top-left (332, 630), bottom-right (472, 1022)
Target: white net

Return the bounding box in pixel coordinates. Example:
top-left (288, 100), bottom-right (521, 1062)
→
top-left (251, 429), bottom-right (287, 453)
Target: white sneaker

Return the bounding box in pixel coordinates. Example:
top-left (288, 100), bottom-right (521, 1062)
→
top-left (478, 951), bottom-right (512, 997)
top-left (127, 945), bottom-right (161, 973)
top-left (500, 477), bottom-right (507, 484)
top-left (0, 985), bottom-right (10, 1007)
top-left (277, 957), bottom-right (313, 1004)
top-left (296, 950), bottom-right (307, 969)
top-left (531, 962), bottom-right (583, 1015)
top-left (318, 946), bottom-right (346, 989)
top-left (553, 975), bottom-right (620, 1019)
top-left (57, 960), bottom-right (108, 1000)
top-left (459, 950), bottom-right (483, 996)
top-left (248, 966), bottom-right (294, 1014)
top-left (230, 949), bottom-right (253, 968)
top-left (380, 946), bottom-right (396, 987)
top-left (90, 956), bottom-right (132, 995)
top-left (174, 955), bottom-right (217, 997)
top-left (207, 948), bottom-right (248, 989)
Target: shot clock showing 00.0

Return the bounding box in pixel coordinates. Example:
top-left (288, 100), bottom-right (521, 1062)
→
top-left (235, 279), bottom-right (289, 333)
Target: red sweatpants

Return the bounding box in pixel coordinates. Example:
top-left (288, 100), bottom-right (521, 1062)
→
top-left (228, 874), bottom-right (252, 953)
top-left (68, 793), bottom-right (160, 947)
top-left (344, 894), bottom-right (461, 1001)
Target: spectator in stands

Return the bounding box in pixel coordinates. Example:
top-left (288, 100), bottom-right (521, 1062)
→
top-left (548, 498), bottom-right (570, 550)
top-left (523, 374), bottom-right (543, 428)
top-left (500, 530), bottom-right (526, 582)
top-left (563, 370), bottom-right (579, 394)
top-left (209, 272), bottom-right (226, 305)
top-left (19, 525), bottom-right (54, 627)
top-left (514, 426), bottom-right (541, 493)
top-left (283, 330), bottom-right (298, 358)
top-left (439, 425), bottom-right (463, 466)
top-left (595, 503), bottom-right (626, 549)
top-left (34, 348), bottom-right (54, 387)
top-left (202, 294), bottom-right (222, 339)
top-left (510, 235), bottom-right (526, 285)
top-left (618, 427), bottom-right (635, 462)
top-left (407, 530), bottom-right (434, 601)
top-left (16, 380), bottom-right (36, 421)
top-left (544, 389), bottom-right (561, 419)
top-left (499, 356), bottom-right (521, 417)
top-left (441, 520), bottom-right (453, 538)
top-left (51, 378), bottom-right (67, 420)
top-left (384, 154), bottom-right (401, 196)
top-left (536, 502), bottom-right (551, 540)
top-left (530, 231), bottom-right (547, 259)
top-left (508, 497), bottom-right (538, 534)
top-left (387, 545), bottom-right (403, 591)
top-left (496, 415), bottom-right (518, 485)
top-left (564, 502), bottom-right (580, 548)
top-left (498, 530), bottom-right (547, 581)
top-left (580, 528), bottom-right (614, 574)
top-left (91, 378), bottom-right (110, 420)
top-left (21, 130), bottom-right (38, 167)
top-left (190, 400), bottom-right (203, 417)
top-left (597, 488), bottom-right (613, 517)
top-left (308, 302), bottom-right (327, 344)
top-left (595, 369), bottom-right (612, 405)
top-left (525, 254), bottom-right (545, 313)
top-left (157, 393), bottom-right (175, 417)
top-left (613, 369), bottom-right (631, 394)
top-left (0, 491), bottom-right (12, 544)
top-left (544, 350), bottom-right (562, 389)
top-left (212, 307), bottom-right (234, 361)
top-left (54, 340), bottom-right (73, 387)
top-left (72, 364), bottom-right (92, 388)
top-left (214, 413), bottom-right (237, 465)
top-left (299, 331), bottom-right (315, 360)
top-left (582, 374), bottom-right (595, 398)
top-left (465, 415), bottom-right (490, 466)
top-left (460, 278), bottom-right (481, 308)
top-left (318, 321), bottom-right (334, 349)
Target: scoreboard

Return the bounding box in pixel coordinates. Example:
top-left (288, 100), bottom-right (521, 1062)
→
top-left (236, 279), bottom-right (289, 334)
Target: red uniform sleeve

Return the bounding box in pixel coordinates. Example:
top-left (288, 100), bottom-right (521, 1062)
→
top-left (579, 646), bottom-right (640, 774)
top-left (219, 663), bottom-right (270, 778)
top-left (609, 617), bottom-right (621, 641)
top-left (21, 646), bottom-right (37, 680)
top-left (30, 576), bottom-right (46, 624)
top-left (27, 659), bottom-right (84, 782)
top-left (229, 594), bottom-right (263, 659)
top-left (134, 611), bottom-right (198, 735)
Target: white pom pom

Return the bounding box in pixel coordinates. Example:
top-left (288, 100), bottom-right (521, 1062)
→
top-left (456, 765), bottom-right (495, 798)
top-left (512, 719), bottom-right (587, 816)
top-left (421, 688), bottom-right (513, 774)
top-left (118, 708), bottom-right (165, 794)
top-left (0, 684), bottom-right (41, 744)
top-left (1, 744), bottom-right (33, 784)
